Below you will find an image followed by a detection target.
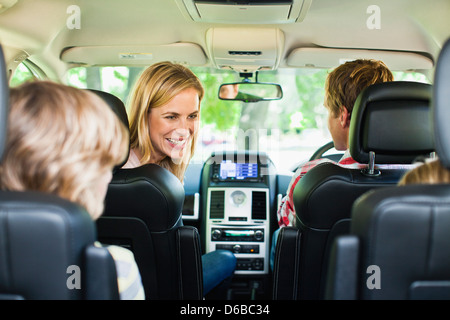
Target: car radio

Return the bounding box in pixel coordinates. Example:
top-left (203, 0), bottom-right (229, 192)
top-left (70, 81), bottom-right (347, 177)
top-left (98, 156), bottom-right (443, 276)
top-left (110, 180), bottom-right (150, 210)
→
top-left (211, 228), bottom-right (264, 242)
top-left (205, 187), bottom-right (270, 274)
top-left (202, 152), bottom-right (275, 275)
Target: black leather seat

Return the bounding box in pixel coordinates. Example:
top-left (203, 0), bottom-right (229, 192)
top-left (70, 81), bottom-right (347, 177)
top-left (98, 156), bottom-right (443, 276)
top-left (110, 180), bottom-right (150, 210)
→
top-left (90, 90), bottom-right (204, 300)
top-left (0, 192), bottom-right (119, 300)
top-left (325, 38), bottom-right (450, 300)
top-left (273, 81), bottom-right (434, 300)
top-left (0, 48), bottom-right (119, 300)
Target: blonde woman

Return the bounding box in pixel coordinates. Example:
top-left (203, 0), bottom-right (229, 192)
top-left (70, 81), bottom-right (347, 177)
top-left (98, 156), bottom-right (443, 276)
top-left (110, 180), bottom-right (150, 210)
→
top-left (0, 81), bottom-right (144, 300)
top-left (124, 61), bottom-right (236, 297)
top-left (124, 61), bottom-right (203, 182)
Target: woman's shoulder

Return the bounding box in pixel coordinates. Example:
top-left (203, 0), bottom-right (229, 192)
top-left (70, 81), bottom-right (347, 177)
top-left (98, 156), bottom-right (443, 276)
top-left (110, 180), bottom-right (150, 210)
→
top-left (121, 149), bottom-right (141, 169)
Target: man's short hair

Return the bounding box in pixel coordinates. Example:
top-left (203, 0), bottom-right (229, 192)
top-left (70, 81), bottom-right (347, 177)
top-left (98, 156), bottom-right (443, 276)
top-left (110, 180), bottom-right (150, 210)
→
top-left (325, 59), bottom-right (394, 117)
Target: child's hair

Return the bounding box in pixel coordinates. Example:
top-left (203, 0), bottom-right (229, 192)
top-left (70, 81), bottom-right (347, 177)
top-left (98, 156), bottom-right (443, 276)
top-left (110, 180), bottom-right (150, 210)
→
top-left (0, 81), bottom-right (129, 219)
top-left (398, 159), bottom-right (450, 186)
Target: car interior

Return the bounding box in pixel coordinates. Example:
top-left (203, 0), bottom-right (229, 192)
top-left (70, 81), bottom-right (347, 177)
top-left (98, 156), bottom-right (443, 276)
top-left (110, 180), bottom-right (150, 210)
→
top-left (326, 41), bottom-right (450, 300)
top-left (0, 46), bottom-right (119, 299)
top-left (1, 0), bottom-right (450, 304)
top-left (273, 80), bottom-right (434, 300)
top-left (326, 38), bottom-right (450, 301)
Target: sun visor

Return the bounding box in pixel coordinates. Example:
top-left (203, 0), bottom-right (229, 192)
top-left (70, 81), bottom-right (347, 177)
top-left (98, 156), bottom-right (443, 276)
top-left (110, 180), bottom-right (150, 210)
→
top-left (287, 48), bottom-right (433, 71)
top-left (60, 43), bottom-right (207, 66)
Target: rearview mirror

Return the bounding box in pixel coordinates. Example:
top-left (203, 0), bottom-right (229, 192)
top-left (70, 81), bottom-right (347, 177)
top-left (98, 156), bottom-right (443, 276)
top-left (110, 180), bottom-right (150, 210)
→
top-left (218, 82), bottom-right (283, 102)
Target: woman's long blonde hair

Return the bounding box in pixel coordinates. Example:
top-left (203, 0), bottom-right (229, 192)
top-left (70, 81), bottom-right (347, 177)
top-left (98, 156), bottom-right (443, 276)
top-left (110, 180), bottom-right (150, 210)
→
top-left (0, 81), bottom-right (129, 220)
top-left (127, 61), bottom-right (204, 182)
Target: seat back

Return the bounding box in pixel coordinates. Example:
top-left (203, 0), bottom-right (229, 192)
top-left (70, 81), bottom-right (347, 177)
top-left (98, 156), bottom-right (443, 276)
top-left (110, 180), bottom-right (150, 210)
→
top-left (326, 184), bottom-right (450, 300)
top-left (273, 81), bottom-right (433, 300)
top-left (0, 48), bottom-right (118, 300)
top-left (0, 192), bottom-right (119, 300)
top-left (325, 38), bottom-right (450, 300)
top-left (0, 45), bottom-right (7, 160)
top-left (91, 90), bottom-right (203, 300)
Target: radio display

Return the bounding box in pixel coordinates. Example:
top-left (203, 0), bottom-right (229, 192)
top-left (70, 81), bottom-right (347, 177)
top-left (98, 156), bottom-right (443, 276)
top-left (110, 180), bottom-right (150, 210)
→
top-left (219, 160), bottom-right (258, 180)
top-left (224, 230), bottom-right (255, 237)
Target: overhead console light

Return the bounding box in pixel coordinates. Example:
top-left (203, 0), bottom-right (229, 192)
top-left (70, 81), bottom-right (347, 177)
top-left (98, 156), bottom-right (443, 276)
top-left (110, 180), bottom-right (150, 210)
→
top-left (206, 27), bottom-right (284, 72)
top-left (287, 47), bottom-right (434, 71)
top-left (175, 0), bottom-right (312, 24)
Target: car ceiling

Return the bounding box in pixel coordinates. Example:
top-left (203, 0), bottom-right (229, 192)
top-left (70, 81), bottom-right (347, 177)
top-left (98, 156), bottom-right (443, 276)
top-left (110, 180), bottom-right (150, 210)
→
top-left (0, 0), bottom-right (449, 81)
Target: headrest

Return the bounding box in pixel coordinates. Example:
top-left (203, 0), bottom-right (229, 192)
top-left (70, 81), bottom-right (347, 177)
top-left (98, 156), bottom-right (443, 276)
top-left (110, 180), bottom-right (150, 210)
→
top-left (88, 90), bottom-right (130, 169)
top-left (349, 81), bottom-right (434, 164)
top-left (105, 163), bottom-right (185, 231)
top-left (433, 38), bottom-right (450, 168)
top-left (88, 89), bottom-right (129, 128)
top-left (0, 191), bottom-right (96, 299)
top-left (0, 45), bottom-right (9, 160)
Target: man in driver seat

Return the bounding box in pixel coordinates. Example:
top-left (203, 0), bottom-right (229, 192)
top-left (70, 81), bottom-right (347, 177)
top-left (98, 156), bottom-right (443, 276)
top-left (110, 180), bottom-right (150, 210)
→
top-left (271, 59), bottom-right (394, 268)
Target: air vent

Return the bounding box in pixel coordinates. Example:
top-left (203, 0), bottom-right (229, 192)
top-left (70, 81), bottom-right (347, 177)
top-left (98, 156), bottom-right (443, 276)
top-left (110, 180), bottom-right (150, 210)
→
top-left (210, 190), bottom-right (225, 219)
top-left (251, 191), bottom-right (267, 220)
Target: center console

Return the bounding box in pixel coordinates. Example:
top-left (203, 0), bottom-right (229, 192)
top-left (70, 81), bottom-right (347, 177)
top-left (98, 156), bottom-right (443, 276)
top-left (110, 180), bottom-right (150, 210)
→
top-left (201, 151), bottom-right (277, 298)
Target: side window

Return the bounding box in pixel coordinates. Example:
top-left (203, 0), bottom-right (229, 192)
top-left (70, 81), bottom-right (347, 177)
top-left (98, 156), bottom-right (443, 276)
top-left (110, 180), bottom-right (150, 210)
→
top-left (392, 71), bottom-right (430, 83)
top-left (66, 66), bottom-right (144, 105)
top-left (10, 61), bottom-right (36, 87)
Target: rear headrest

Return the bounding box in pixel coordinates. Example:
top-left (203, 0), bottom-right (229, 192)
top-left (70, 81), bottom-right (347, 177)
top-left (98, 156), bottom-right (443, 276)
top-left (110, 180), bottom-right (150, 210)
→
top-left (0, 45), bottom-right (9, 161)
top-left (88, 89), bottom-right (129, 129)
top-left (0, 191), bottom-right (97, 299)
top-left (349, 81), bottom-right (433, 164)
top-left (433, 38), bottom-right (450, 168)
top-left (88, 89), bottom-right (130, 168)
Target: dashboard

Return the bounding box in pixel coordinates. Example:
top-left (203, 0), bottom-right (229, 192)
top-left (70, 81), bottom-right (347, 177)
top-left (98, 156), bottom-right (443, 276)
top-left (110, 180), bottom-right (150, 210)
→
top-left (201, 151), bottom-right (278, 297)
top-left (181, 151), bottom-right (291, 298)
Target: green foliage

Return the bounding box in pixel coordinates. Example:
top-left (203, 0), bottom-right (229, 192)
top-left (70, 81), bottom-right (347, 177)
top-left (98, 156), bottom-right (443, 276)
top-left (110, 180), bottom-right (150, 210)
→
top-left (191, 67), bottom-right (242, 132)
top-left (65, 66), bottom-right (244, 132)
top-left (63, 65), bottom-right (430, 138)
top-left (15, 63), bottom-right (432, 170)
top-left (66, 66), bottom-right (87, 88)
top-left (392, 71), bottom-right (430, 83)
top-left (9, 63), bottom-right (35, 87)
top-left (65, 66), bottom-right (144, 105)
top-left (288, 69), bottom-right (328, 133)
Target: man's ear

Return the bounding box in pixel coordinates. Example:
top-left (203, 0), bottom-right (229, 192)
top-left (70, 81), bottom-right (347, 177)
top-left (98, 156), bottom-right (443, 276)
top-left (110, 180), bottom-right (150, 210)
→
top-left (339, 106), bottom-right (351, 128)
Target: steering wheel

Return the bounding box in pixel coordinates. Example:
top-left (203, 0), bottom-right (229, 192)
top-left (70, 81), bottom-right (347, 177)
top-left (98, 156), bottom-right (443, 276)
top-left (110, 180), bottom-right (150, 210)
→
top-left (309, 141), bottom-right (335, 161)
top-left (290, 141), bottom-right (342, 172)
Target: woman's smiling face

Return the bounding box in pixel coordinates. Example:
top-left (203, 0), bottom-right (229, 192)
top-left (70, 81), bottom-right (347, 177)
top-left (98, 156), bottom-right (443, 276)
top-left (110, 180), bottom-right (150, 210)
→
top-left (148, 87), bottom-right (200, 163)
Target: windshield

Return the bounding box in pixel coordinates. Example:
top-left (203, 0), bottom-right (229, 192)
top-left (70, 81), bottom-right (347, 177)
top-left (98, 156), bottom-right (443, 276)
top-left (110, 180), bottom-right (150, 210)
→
top-left (64, 66), bottom-right (430, 174)
top-left (191, 67), bottom-right (331, 173)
